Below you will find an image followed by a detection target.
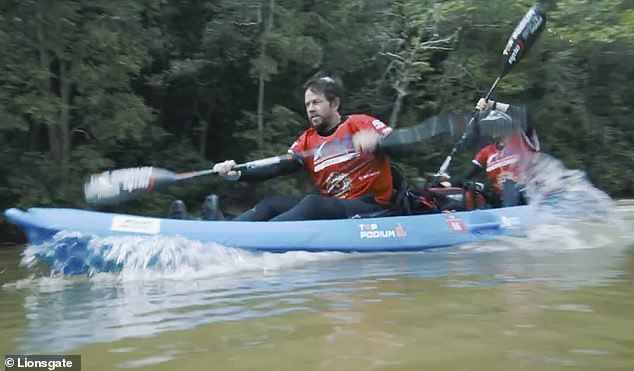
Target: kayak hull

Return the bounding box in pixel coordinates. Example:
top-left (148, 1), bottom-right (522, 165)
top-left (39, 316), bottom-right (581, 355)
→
top-left (4, 206), bottom-right (531, 252)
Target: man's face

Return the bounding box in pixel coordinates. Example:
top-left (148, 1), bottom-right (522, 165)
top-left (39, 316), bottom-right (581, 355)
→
top-left (304, 88), bottom-right (338, 130)
top-left (495, 135), bottom-right (509, 150)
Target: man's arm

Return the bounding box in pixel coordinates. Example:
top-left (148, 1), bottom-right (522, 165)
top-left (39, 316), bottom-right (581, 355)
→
top-left (448, 162), bottom-right (484, 187)
top-left (353, 117), bottom-right (393, 154)
top-left (479, 99), bottom-right (534, 137)
top-left (212, 154), bottom-right (303, 182)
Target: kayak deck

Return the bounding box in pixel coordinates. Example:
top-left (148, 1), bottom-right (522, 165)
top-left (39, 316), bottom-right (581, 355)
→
top-left (4, 206), bottom-right (531, 252)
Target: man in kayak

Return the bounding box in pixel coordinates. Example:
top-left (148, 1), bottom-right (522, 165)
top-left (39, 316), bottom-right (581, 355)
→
top-left (197, 73), bottom-right (394, 221)
top-left (439, 98), bottom-right (540, 207)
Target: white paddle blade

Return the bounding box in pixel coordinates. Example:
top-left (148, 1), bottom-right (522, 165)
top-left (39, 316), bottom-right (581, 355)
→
top-left (84, 167), bottom-right (158, 205)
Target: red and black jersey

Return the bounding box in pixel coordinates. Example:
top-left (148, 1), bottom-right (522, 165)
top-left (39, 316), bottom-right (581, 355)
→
top-left (473, 129), bottom-right (540, 194)
top-left (290, 114), bottom-right (393, 205)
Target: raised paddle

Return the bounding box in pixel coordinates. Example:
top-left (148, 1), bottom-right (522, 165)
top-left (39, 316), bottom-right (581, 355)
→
top-left (436, 3), bottom-right (547, 175)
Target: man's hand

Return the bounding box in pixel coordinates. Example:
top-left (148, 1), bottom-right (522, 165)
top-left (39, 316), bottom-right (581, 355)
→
top-left (432, 172), bottom-right (452, 188)
top-left (476, 97), bottom-right (509, 113)
top-left (213, 160), bottom-right (241, 181)
top-left (463, 180), bottom-right (485, 193)
top-left (476, 98), bottom-right (493, 112)
top-left (353, 129), bottom-right (381, 153)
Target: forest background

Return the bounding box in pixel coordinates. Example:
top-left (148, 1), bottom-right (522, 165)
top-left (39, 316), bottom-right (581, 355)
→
top-left (1, 0), bottom-right (632, 240)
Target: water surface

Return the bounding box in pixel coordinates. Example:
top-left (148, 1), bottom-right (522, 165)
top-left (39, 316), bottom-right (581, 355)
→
top-left (1, 200), bottom-right (633, 370)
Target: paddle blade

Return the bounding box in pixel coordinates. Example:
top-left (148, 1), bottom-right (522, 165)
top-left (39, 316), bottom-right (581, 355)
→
top-left (84, 167), bottom-right (178, 205)
top-left (500, 4), bottom-right (547, 77)
top-left (380, 112), bottom-right (473, 155)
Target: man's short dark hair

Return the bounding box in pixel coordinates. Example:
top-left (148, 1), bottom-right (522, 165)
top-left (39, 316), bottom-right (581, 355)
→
top-left (303, 72), bottom-right (344, 108)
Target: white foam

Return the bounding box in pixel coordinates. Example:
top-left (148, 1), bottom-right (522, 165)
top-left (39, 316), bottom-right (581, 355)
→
top-left (524, 154), bottom-right (617, 221)
top-left (458, 154), bottom-right (629, 253)
top-left (21, 232), bottom-right (349, 282)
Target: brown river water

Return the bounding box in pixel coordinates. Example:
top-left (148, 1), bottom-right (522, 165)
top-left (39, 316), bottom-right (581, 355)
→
top-left (0, 200), bottom-right (633, 370)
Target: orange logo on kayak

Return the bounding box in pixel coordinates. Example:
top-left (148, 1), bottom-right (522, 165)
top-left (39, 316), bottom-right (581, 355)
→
top-left (445, 215), bottom-right (467, 233)
top-left (395, 223), bottom-right (407, 237)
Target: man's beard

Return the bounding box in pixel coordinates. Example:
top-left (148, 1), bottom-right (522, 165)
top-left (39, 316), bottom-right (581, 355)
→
top-left (311, 115), bottom-right (334, 131)
top-left (310, 115), bottom-right (324, 127)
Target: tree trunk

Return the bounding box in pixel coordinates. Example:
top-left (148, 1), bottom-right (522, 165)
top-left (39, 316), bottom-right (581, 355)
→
top-left (389, 89), bottom-right (407, 128)
top-left (37, 3), bottom-right (72, 197)
top-left (257, 72), bottom-right (265, 149)
top-left (59, 59), bottom-right (72, 185)
top-left (388, 59), bottom-right (412, 128)
top-left (256, 0), bottom-right (274, 149)
top-left (28, 121), bottom-right (41, 151)
top-left (36, 11), bottom-right (59, 162)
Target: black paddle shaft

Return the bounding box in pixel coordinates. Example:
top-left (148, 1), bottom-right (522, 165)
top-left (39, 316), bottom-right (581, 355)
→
top-left (437, 4), bottom-right (546, 175)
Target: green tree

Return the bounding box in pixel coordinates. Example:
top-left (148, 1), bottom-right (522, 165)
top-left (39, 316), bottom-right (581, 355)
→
top-left (374, 0), bottom-right (456, 127)
top-left (0, 0), bottom-right (157, 202)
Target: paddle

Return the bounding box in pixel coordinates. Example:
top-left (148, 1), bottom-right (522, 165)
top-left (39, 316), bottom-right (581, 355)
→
top-left (84, 111), bottom-right (470, 206)
top-left (436, 3), bottom-right (547, 175)
top-left (379, 112), bottom-right (473, 153)
top-left (84, 152), bottom-right (309, 205)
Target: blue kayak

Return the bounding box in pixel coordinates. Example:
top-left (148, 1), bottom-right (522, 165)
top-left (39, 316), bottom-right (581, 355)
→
top-left (4, 206), bottom-right (531, 252)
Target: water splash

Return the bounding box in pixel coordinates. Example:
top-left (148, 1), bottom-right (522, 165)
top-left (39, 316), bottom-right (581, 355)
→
top-left (460, 154), bottom-right (626, 253)
top-left (461, 218), bottom-right (624, 253)
top-left (21, 232), bottom-right (346, 278)
top-left (524, 154), bottom-right (616, 221)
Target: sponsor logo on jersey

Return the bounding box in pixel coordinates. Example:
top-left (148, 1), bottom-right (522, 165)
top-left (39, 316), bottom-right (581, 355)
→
top-left (325, 172), bottom-right (352, 197)
top-left (358, 171), bottom-right (380, 181)
top-left (371, 119), bottom-right (393, 136)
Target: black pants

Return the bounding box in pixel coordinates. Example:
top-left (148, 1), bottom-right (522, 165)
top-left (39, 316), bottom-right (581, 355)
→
top-left (234, 194), bottom-right (385, 221)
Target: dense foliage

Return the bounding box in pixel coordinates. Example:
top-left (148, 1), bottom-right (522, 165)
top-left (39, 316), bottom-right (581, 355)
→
top-left (1, 0), bottom-right (632, 240)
